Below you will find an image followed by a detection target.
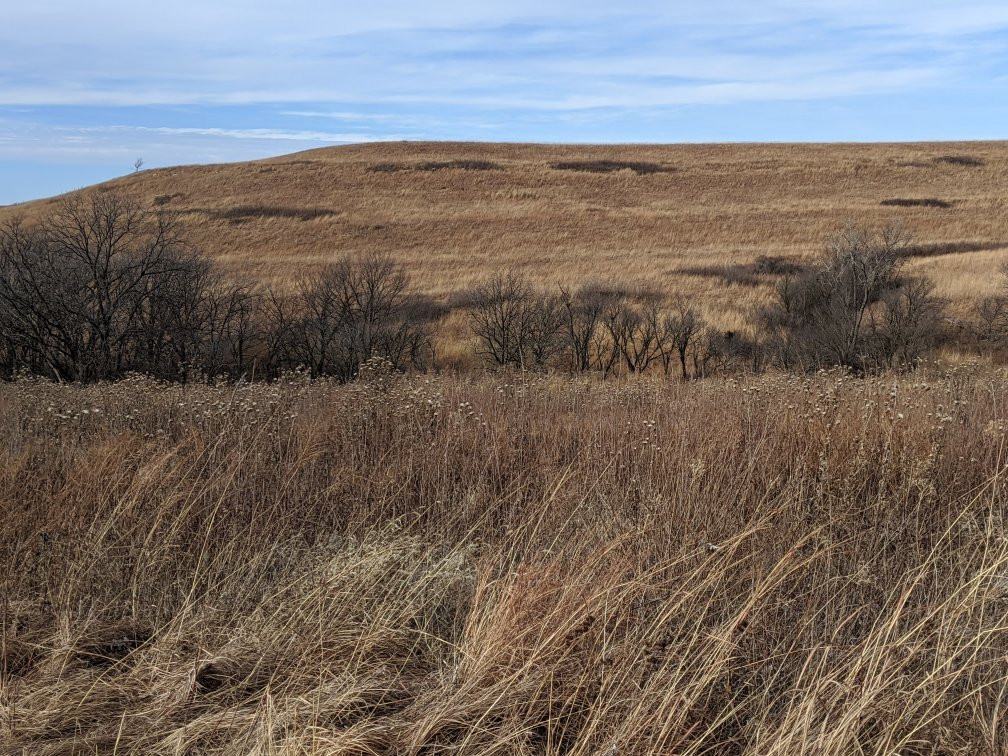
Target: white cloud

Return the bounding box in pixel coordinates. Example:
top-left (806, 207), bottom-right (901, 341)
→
top-left (127, 126), bottom-right (406, 142)
top-left (1, 0), bottom-right (1007, 204)
top-left (1, 2), bottom-right (1005, 108)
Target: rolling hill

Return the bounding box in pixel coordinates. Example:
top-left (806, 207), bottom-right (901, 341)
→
top-left (3, 141), bottom-right (1007, 331)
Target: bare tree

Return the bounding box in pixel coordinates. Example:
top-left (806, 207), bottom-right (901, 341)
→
top-left (868, 276), bottom-right (944, 370)
top-left (975, 295), bottom-right (1008, 344)
top-left (0, 191), bottom-right (193, 381)
top-left (601, 300), bottom-right (661, 373)
top-left (261, 254), bottom-right (430, 380)
top-left (468, 272), bottom-right (532, 367)
top-left (971, 263), bottom-right (1008, 347)
top-left (524, 292), bottom-right (565, 368)
top-left (759, 223), bottom-right (940, 373)
top-left (658, 305), bottom-right (703, 381)
top-left (0, 192), bottom-right (436, 383)
top-left (468, 272), bottom-right (562, 369)
top-left (559, 283), bottom-right (606, 372)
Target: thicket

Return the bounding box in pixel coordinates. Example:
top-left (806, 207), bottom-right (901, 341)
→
top-left (466, 225), bottom-right (950, 378)
top-left (0, 192), bottom-right (432, 382)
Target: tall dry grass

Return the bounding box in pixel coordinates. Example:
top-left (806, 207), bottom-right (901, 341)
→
top-left (4, 366), bottom-right (1008, 753)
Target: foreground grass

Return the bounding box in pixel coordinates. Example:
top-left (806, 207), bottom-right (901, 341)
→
top-left (3, 367), bottom-right (1008, 754)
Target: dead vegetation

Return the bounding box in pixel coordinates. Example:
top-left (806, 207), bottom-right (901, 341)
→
top-left (2, 139), bottom-right (1008, 754)
top-left (3, 367), bottom-right (1008, 753)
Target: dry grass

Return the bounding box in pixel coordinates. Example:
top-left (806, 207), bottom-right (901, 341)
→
top-left (3, 141), bottom-right (1006, 332)
top-left (4, 366), bottom-right (1008, 753)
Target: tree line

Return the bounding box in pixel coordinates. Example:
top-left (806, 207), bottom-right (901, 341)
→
top-left (0, 190), bottom-right (991, 383)
top-left (0, 192), bottom-right (431, 382)
top-left (467, 224), bottom-right (949, 378)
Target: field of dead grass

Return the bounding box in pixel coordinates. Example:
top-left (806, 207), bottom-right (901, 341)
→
top-left (4, 366), bottom-right (1008, 753)
top-left (3, 141), bottom-right (1006, 334)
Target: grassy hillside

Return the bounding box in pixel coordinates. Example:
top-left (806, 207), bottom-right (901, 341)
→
top-left (4, 141), bottom-right (1007, 332)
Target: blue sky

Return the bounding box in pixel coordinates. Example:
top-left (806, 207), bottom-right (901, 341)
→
top-left (2, 1), bottom-right (1007, 204)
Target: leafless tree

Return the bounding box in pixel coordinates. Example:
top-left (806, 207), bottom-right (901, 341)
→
top-left (975, 295), bottom-right (1008, 343)
top-left (601, 300), bottom-right (661, 373)
top-left (760, 223), bottom-right (940, 373)
top-left (468, 272), bottom-right (531, 367)
top-left (0, 191), bottom-right (194, 381)
top-left (972, 263), bottom-right (1008, 346)
top-left (657, 305), bottom-right (703, 380)
top-left (261, 254), bottom-right (430, 380)
top-left (468, 272), bottom-right (562, 369)
top-left (868, 276), bottom-right (944, 370)
top-left (0, 193), bottom-right (436, 383)
top-left (559, 283), bottom-right (606, 372)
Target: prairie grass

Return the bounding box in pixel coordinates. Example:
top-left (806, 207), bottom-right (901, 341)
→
top-left (3, 141), bottom-right (1006, 337)
top-left (4, 366), bottom-right (1008, 753)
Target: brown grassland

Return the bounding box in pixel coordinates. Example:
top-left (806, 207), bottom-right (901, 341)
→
top-left (4, 142), bottom-right (1008, 753)
top-left (4, 366), bottom-right (1008, 754)
top-left (2, 141), bottom-right (1007, 337)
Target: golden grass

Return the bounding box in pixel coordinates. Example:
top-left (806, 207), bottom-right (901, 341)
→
top-left (3, 141), bottom-right (1006, 331)
top-left (4, 366), bottom-right (1008, 753)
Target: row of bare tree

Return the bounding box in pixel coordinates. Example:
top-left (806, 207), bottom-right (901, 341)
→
top-left (467, 224), bottom-right (949, 376)
top-left (467, 273), bottom-right (736, 379)
top-left (0, 192), bottom-right (431, 382)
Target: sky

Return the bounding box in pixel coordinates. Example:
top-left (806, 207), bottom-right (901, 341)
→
top-left (1, 1), bottom-right (1007, 204)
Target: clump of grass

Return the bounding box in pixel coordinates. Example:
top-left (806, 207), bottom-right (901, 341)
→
top-left (549, 159), bottom-right (673, 174)
top-left (881, 198), bottom-right (953, 208)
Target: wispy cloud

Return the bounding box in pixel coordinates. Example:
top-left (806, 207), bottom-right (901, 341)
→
top-left (1, 1), bottom-right (1007, 202)
top-left (2, 4), bottom-right (1005, 108)
top-left (127, 126), bottom-right (407, 142)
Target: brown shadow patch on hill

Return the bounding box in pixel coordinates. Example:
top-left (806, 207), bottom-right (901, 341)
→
top-left (680, 255), bottom-right (806, 287)
top-left (549, 160), bottom-right (674, 175)
top-left (898, 240), bottom-right (1005, 258)
top-left (369, 160), bottom-right (503, 173)
top-left (881, 198), bottom-right (954, 209)
top-left (152, 193), bottom-right (185, 206)
top-left (935, 155), bottom-right (985, 167)
top-left (192, 205), bottom-right (340, 224)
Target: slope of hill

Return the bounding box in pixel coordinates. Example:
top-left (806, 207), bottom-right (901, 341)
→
top-left (3, 141), bottom-right (1007, 329)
